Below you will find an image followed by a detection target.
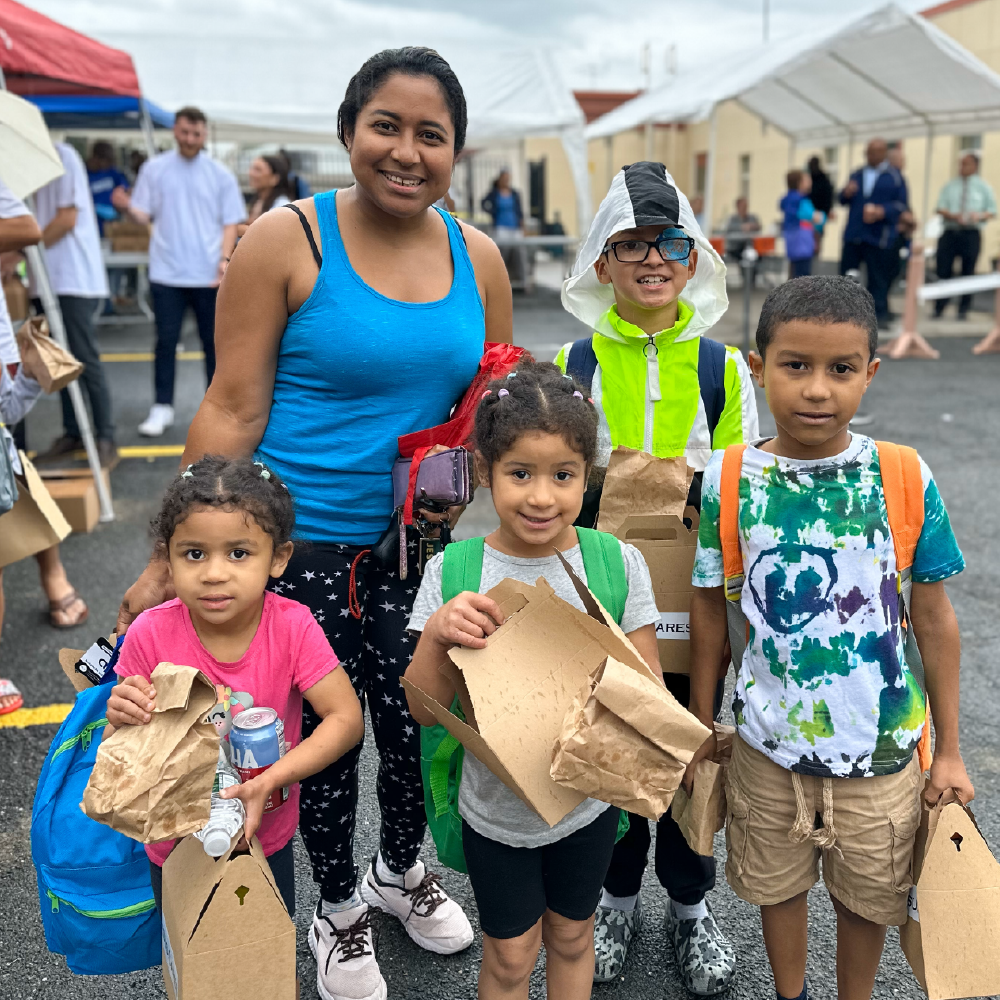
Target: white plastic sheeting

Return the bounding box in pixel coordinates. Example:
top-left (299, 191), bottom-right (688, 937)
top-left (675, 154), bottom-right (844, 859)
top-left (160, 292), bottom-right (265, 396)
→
top-left (587, 3), bottom-right (1000, 145)
top-left (25, 1), bottom-right (591, 227)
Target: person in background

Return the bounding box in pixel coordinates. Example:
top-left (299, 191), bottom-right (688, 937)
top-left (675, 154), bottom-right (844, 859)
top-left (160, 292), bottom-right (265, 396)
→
top-left (724, 196), bottom-right (761, 264)
top-left (934, 149), bottom-right (997, 320)
top-left (31, 142), bottom-right (116, 469)
top-left (278, 148), bottom-right (311, 200)
top-left (247, 155), bottom-right (295, 223)
top-left (807, 156), bottom-right (834, 256)
top-left (780, 169), bottom-right (821, 279)
top-left (113, 106), bottom-right (246, 437)
top-left (690, 194), bottom-right (705, 231)
top-left (87, 142), bottom-right (130, 236)
top-left (482, 169), bottom-right (524, 283)
top-left (887, 147), bottom-right (916, 289)
top-left (838, 137), bottom-right (908, 328)
top-left (128, 150), bottom-right (147, 182)
top-left (0, 179), bottom-right (88, 640)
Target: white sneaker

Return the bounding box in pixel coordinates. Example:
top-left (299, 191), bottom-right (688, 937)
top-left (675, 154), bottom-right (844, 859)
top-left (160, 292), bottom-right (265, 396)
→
top-left (308, 899), bottom-right (387, 1000)
top-left (138, 404), bottom-right (174, 437)
top-left (360, 856), bottom-right (473, 955)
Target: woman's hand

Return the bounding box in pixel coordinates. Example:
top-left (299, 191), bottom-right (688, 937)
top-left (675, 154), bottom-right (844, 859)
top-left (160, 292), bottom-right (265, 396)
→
top-left (106, 675), bottom-right (157, 729)
top-left (116, 557), bottom-right (174, 636)
top-left (426, 592), bottom-right (505, 650)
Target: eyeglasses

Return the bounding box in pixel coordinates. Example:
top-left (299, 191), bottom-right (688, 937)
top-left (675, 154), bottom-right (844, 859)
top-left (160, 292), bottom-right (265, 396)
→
top-left (602, 235), bottom-right (695, 264)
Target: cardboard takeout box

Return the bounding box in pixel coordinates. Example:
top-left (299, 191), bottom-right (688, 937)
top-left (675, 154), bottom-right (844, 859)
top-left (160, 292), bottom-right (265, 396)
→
top-left (899, 799), bottom-right (1000, 999)
top-left (161, 833), bottom-right (296, 1000)
top-left (402, 556), bottom-right (666, 827)
top-left (0, 453), bottom-right (72, 568)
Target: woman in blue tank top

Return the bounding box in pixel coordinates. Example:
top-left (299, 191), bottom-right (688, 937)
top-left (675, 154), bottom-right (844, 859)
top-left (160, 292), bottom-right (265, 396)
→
top-left (117, 48), bottom-right (513, 1000)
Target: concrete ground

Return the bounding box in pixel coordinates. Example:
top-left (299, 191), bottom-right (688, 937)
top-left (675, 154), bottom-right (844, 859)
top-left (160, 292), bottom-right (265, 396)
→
top-left (1, 289), bottom-right (998, 1000)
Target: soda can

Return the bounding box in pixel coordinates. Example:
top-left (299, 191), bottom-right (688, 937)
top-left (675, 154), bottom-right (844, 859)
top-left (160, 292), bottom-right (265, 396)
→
top-left (230, 707), bottom-right (289, 812)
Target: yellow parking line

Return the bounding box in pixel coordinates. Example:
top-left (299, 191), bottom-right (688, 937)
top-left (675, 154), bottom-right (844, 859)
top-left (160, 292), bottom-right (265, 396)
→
top-left (117, 445), bottom-right (185, 458)
top-left (0, 703), bottom-right (73, 729)
top-left (100, 351), bottom-right (205, 362)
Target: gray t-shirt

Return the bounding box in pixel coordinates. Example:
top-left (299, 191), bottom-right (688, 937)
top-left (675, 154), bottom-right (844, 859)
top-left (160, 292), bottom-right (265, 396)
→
top-left (408, 539), bottom-right (659, 848)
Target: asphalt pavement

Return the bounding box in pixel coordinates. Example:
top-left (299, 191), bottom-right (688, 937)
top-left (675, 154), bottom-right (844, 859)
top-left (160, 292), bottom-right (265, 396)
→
top-left (1, 291), bottom-right (998, 1000)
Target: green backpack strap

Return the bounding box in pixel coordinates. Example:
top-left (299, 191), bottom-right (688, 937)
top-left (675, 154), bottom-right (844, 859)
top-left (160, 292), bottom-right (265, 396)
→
top-left (441, 536), bottom-right (485, 603)
top-left (576, 527), bottom-right (628, 625)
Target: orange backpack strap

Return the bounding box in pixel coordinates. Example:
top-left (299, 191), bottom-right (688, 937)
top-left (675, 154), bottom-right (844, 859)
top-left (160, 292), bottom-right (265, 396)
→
top-left (876, 440), bottom-right (932, 773)
top-left (875, 441), bottom-right (924, 572)
top-left (720, 444), bottom-right (747, 601)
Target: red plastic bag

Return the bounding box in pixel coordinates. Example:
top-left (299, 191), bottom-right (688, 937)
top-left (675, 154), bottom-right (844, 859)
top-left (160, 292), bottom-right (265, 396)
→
top-left (397, 342), bottom-right (527, 458)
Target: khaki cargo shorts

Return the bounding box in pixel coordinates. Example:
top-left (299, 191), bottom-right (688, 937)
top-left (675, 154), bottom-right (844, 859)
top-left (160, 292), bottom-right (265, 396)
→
top-left (724, 734), bottom-right (921, 926)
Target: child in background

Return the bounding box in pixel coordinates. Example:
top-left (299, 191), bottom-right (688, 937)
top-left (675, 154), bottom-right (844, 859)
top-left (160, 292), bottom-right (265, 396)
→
top-left (106, 456), bottom-right (364, 919)
top-left (780, 170), bottom-right (825, 280)
top-left (557, 161), bottom-right (755, 992)
top-left (687, 275), bottom-right (974, 1000)
top-left (404, 361), bottom-right (661, 1000)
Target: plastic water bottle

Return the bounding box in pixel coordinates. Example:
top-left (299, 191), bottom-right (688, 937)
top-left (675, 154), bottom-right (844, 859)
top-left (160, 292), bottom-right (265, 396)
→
top-left (194, 745), bottom-right (246, 857)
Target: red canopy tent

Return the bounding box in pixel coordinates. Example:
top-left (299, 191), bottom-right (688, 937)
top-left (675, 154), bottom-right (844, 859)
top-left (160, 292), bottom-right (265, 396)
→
top-left (0, 0), bottom-right (140, 96)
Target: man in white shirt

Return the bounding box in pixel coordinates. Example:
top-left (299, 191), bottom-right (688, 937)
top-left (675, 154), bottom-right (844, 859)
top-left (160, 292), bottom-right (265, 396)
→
top-left (115, 107), bottom-right (246, 436)
top-left (30, 142), bottom-right (116, 467)
top-left (0, 180), bottom-right (40, 368)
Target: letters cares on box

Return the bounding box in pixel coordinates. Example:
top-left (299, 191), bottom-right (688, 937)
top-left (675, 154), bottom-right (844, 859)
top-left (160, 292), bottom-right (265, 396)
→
top-left (82, 663), bottom-right (219, 843)
top-left (161, 833), bottom-right (296, 1000)
top-left (900, 799), bottom-right (1000, 1000)
top-left (402, 552), bottom-right (709, 826)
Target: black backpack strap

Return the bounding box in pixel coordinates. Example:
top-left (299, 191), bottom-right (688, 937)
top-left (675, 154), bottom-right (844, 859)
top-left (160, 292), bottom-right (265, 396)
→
top-left (565, 337), bottom-right (598, 394)
top-left (285, 204), bottom-right (322, 269)
top-left (698, 337), bottom-right (727, 442)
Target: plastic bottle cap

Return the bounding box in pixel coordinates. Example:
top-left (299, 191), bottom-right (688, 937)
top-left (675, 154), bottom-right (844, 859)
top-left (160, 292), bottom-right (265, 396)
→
top-left (201, 829), bottom-right (232, 857)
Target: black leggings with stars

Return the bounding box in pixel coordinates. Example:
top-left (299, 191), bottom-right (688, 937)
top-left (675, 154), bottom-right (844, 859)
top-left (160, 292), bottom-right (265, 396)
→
top-left (269, 537), bottom-right (426, 904)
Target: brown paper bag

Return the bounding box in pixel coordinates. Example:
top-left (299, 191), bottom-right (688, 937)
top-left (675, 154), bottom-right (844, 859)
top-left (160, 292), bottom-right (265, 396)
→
top-left (82, 663), bottom-right (219, 843)
top-left (550, 656), bottom-right (710, 820)
top-left (596, 448), bottom-right (692, 536)
top-left (900, 798), bottom-right (1000, 999)
top-left (670, 724), bottom-right (735, 855)
top-left (0, 452), bottom-right (72, 568)
top-left (15, 316), bottom-right (84, 392)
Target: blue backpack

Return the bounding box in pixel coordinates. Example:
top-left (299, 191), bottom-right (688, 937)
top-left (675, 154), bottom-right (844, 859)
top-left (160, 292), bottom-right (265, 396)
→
top-left (31, 682), bottom-right (160, 975)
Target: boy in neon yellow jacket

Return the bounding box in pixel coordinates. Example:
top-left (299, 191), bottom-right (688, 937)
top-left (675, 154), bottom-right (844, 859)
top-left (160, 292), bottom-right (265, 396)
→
top-left (557, 162), bottom-right (758, 994)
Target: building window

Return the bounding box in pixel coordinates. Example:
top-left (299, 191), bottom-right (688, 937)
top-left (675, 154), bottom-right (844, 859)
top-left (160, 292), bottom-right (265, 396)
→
top-left (739, 154), bottom-right (751, 201)
top-left (958, 133), bottom-right (982, 152)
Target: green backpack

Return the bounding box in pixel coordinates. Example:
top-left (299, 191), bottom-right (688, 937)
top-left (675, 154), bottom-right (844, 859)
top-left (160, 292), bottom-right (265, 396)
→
top-left (421, 528), bottom-right (630, 873)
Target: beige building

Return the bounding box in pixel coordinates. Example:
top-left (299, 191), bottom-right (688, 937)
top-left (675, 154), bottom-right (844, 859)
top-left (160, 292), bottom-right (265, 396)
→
top-left (537, 0), bottom-right (1000, 264)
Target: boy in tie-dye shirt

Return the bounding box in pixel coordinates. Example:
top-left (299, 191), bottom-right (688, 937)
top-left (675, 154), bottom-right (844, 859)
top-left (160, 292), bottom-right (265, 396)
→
top-left (685, 276), bottom-right (973, 1000)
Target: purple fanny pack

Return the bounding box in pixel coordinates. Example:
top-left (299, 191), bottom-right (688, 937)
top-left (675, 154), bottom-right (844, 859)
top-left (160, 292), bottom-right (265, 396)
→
top-left (391, 447), bottom-right (472, 512)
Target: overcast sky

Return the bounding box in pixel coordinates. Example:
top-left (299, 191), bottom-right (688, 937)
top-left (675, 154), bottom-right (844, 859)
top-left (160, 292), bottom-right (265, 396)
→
top-left (34, 0), bottom-right (931, 92)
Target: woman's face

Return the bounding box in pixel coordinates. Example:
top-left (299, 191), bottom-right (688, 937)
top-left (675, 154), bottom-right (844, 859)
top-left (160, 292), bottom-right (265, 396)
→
top-left (498, 171), bottom-right (511, 190)
top-left (345, 72), bottom-right (455, 218)
top-left (248, 158), bottom-right (278, 193)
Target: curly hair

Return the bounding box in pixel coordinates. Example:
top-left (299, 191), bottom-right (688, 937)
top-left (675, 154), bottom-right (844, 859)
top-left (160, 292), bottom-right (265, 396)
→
top-left (474, 360), bottom-right (598, 471)
top-left (151, 456), bottom-right (295, 549)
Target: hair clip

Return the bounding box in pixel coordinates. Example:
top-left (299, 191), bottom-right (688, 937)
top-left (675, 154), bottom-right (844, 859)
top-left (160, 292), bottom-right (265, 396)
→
top-left (481, 389), bottom-right (492, 400)
top-left (253, 461), bottom-right (272, 480)
top-left (587, 397), bottom-right (594, 405)
top-left (563, 373), bottom-right (573, 380)
top-left (506, 371), bottom-right (518, 379)
top-left (498, 388), bottom-right (509, 397)
top-left (573, 390), bottom-right (583, 399)
top-left (181, 470), bottom-right (193, 478)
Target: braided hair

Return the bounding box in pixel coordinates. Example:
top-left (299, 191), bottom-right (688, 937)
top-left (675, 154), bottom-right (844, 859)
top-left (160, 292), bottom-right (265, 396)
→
top-left (152, 456), bottom-right (295, 550)
top-left (337, 47), bottom-right (468, 155)
top-left (474, 360), bottom-right (598, 472)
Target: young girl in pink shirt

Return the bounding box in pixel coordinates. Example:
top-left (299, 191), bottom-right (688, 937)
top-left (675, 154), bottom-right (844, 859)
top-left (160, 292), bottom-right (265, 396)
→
top-left (106, 456), bottom-right (364, 916)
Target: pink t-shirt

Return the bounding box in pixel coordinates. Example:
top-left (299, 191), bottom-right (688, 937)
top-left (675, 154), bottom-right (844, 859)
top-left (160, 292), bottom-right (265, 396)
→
top-left (115, 592), bottom-right (339, 865)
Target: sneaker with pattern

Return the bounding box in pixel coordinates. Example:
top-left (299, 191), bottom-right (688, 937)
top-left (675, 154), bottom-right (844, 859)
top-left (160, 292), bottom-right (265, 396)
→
top-left (308, 899), bottom-right (387, 1000)
top-left (593, 893), bottom-right (643, 982)
top-left (665, 901), bottom-right (736, 996)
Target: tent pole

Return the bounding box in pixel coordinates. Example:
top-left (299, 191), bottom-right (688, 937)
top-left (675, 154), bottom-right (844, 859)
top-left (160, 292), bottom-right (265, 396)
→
top-left (139, 98), bottom-right (158, 159)
top-left (645, 118), bottom-right (654, 161)
top-left (23, 243), bottom-right (115, 522)
top-left (703, 106), bottom-right (719, 235)
top-left (921, 125), bottom-right (934, 226)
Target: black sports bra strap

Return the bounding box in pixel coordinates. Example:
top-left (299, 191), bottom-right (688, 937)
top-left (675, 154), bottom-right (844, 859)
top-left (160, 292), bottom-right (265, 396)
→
top-left (285, 204), bottom-right (322, 269)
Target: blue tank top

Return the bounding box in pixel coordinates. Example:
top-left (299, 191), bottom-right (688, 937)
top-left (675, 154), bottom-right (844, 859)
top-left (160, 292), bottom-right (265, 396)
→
top-left (256, 191), bottom-right (484, 544)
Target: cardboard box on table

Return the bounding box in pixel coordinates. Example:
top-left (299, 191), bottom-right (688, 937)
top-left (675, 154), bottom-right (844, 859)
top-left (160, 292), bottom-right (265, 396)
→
top-left (899, 799), bottom-right (1000, 999)
top-left (402, 554), bottom-right (709, 826)
top-left (161, 833), bottom-right (296, 1000)
top-left (596, 448), bottom-right (699, 675)
top-left (0, 453), bottom-right (71, 568)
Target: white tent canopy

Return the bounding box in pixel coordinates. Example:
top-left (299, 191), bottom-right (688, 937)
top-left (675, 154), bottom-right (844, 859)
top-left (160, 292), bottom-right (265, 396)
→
top-left (586, 3), bottom-right (1000, 226)
top-left (27, 0), bottom-right (591, 227)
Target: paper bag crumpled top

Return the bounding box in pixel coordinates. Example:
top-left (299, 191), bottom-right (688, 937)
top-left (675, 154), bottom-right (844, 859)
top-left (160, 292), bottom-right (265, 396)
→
top-left (596, 448), bottom-right (693, 535)
top-left (82, 662), bottom-right (219, 843)
top-left (550, 657), bottom-right (710, 821)
top-left (670, 724), bottom-right (735, 856)
top-left (15, 316), bottom-right (85, 393)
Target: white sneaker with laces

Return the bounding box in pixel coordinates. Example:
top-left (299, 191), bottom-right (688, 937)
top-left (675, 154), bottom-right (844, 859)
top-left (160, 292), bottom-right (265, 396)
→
top-left (308, 899), bottom-right (387, 1000)
top-left (138, 404), bottom-right (174, 437)
top-left (360, 857), bottom-right (473, 955)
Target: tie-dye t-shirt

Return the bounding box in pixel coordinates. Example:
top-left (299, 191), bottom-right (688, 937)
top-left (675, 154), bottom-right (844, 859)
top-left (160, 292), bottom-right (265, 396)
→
top-left (692, 435), bottom-right (964, 777)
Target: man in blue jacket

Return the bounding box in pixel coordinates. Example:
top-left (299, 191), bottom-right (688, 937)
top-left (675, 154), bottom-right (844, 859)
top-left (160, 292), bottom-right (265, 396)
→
top-left (839, 137), bottom-right (909, 326)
